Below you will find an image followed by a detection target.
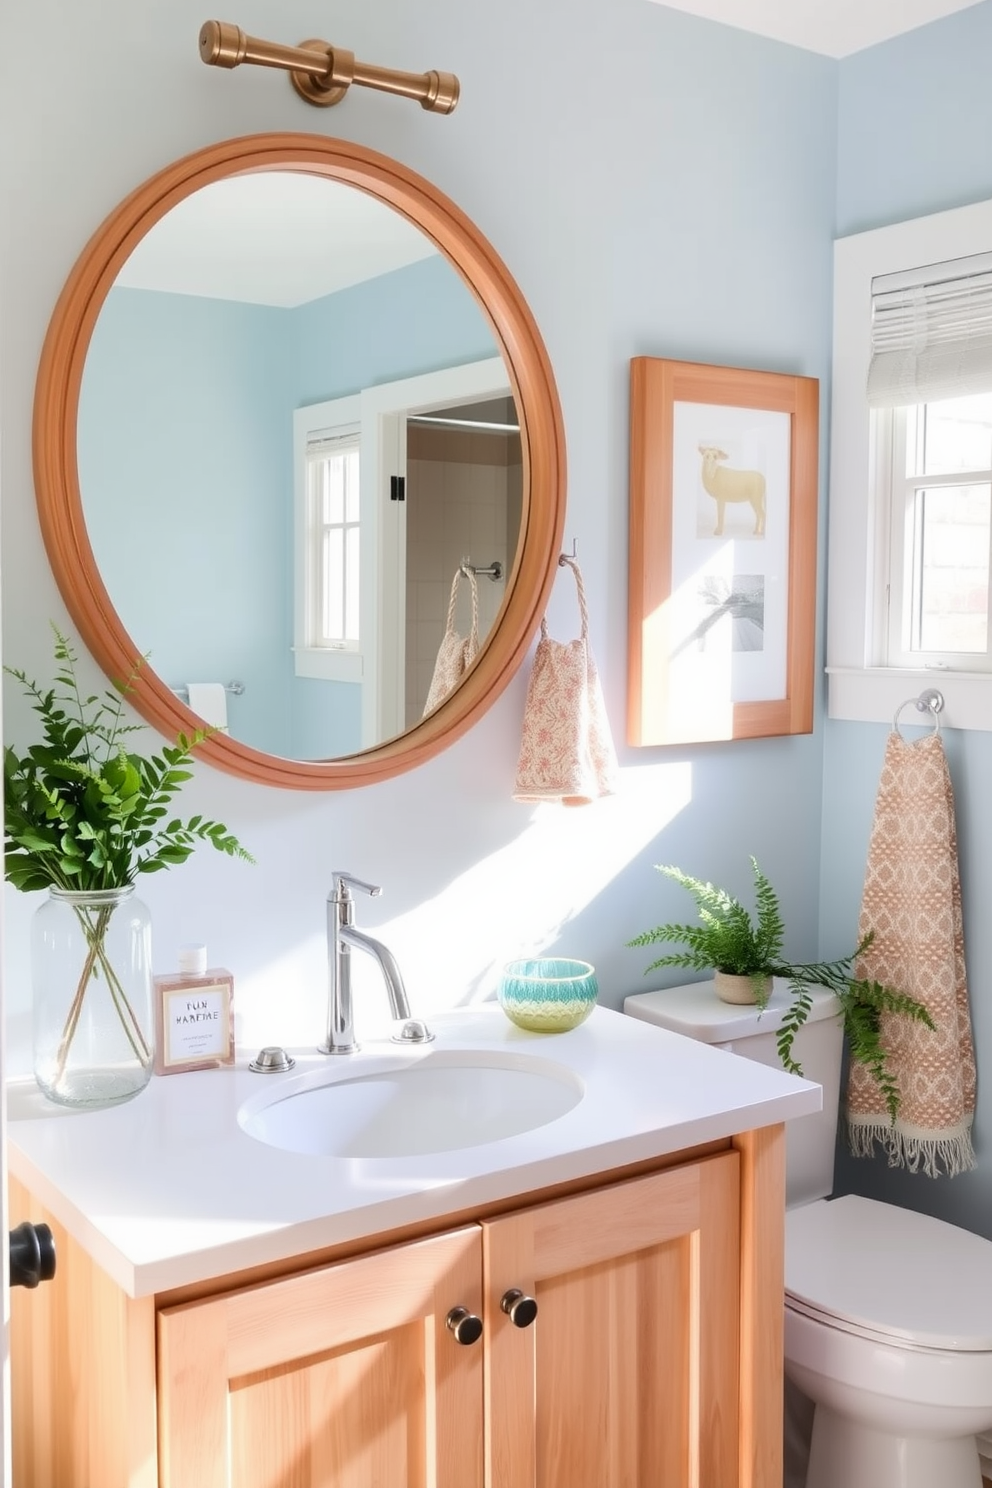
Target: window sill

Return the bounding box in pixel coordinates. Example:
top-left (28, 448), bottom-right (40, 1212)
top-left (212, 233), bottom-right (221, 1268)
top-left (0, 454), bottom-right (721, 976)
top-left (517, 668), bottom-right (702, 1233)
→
top-left (826, 666), bottom-right (992, 732)
top-left (294, 648), bottom-right (363, 684)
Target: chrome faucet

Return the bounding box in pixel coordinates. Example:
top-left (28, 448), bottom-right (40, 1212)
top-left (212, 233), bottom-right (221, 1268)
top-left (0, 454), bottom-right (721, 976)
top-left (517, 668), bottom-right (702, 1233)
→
top-left (321, 873), bottom-right (433, 1055)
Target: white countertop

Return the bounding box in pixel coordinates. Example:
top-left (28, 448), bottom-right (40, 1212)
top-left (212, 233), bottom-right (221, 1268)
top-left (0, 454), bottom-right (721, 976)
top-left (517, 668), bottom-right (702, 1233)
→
top-left (7, 1004), bottom-right (821, 1298)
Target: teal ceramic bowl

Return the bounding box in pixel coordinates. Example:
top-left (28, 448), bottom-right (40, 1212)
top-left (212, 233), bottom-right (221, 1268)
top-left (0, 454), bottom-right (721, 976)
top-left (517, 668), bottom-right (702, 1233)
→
top-left (497, 958), bottom-right (598, 1033)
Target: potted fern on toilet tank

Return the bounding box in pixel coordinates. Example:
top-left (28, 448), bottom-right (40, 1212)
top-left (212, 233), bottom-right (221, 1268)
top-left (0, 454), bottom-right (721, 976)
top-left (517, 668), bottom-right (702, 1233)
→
top-left (628, 857), bottom-right (934, 1119)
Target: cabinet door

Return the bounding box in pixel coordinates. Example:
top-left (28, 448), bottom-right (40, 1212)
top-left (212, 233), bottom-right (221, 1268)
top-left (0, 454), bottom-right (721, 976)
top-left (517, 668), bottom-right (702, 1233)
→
top-left (484, 1152), bottom-right (740, 1488)
top-left (158, 1226), bottom-right (484, 1488)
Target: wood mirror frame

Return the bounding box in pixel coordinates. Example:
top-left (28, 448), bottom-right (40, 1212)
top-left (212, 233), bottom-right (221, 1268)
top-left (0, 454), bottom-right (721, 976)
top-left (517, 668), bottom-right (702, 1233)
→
top-left (33, 132), bottom-right (566, 790)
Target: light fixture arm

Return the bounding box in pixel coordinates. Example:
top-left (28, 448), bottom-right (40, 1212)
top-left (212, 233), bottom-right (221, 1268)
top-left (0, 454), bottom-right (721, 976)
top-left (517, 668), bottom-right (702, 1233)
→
top-left (198, 20), bottom-right (460, 113)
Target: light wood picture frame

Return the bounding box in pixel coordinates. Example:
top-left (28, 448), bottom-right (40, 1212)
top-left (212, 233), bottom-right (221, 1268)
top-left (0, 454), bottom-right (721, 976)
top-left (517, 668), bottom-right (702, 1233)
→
top-left (628, 357), bottom-right (819, 746)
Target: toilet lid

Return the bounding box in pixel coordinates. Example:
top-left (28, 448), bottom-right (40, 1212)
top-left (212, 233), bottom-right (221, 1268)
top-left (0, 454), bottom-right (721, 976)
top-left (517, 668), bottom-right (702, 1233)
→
top-left (785, 1195), bottom-right (992, 1351)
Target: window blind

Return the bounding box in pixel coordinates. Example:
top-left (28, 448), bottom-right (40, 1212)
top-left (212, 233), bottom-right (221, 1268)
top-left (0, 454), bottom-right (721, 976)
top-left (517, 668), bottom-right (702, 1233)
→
top-left (867, 250), bottom-right (992, 407)
top-left (306, 429), bottom-right (359, 458)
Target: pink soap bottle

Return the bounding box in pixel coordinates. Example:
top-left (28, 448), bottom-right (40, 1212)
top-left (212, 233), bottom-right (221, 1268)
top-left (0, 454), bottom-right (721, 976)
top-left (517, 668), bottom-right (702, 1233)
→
top-left (154, 943), bottom-right (235, 1075)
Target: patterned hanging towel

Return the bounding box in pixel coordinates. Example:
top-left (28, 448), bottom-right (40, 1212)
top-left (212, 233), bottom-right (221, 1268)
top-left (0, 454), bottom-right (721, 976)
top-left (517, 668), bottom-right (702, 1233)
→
top-left (423, 566), bottom-right (479, 717)
top-left (513, 556), bottom-right (618, 806)
top-left (845, 729), bottom-right (976, 1177)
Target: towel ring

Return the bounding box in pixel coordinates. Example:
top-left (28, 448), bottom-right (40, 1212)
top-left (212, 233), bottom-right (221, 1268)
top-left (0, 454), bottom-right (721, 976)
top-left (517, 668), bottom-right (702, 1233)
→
top-left (893, 688), bottom-right (943, 738)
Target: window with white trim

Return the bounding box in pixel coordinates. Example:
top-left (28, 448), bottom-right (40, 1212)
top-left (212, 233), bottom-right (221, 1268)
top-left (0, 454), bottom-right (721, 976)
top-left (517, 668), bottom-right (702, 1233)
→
top-left (827, 198), bottom-right (992, 730)
top-left (870, 256), bottom-right (992, 673)
top-left (292, 392), bottom-right (363, 685)
top-left (306, 430), bottom-right (361, 651)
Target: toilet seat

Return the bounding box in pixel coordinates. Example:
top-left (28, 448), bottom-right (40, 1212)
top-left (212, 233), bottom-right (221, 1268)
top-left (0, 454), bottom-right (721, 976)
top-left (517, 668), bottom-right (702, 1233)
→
top-left (785, 1194), bottom-right (992, 1352)
top-left (784, 1294), bottom-right (987, 1355)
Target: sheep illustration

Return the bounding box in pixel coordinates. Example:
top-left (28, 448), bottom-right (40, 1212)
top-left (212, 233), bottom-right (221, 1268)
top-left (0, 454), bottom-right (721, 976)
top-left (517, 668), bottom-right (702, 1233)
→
top-left (698, 445), bottom-right (766, 537)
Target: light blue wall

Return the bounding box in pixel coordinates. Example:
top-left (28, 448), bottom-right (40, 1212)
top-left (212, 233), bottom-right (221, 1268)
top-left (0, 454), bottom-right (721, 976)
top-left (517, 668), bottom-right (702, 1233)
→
top-left (292, 254), bottom-right (497, 404)
top-left (837, 2), bottom-right (992, 238)
top-left (1, 3), bottom-right (837, 1094)
top-left (79, 256), bottom-right (496, 761)
top-left (79, 286), bottom-right (295, 755)
top-left (827, 0), bottom-right (992, 1234)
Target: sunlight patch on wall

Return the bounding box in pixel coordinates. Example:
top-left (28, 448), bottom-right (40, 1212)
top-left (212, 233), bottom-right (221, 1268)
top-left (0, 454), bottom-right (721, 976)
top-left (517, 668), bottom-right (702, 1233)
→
top-left (665, 544), bottom-right (736, 741)
top-left (378, 761), bottom-right (693, 1011)
top-left (232, 763), bottom-right (693, 1049)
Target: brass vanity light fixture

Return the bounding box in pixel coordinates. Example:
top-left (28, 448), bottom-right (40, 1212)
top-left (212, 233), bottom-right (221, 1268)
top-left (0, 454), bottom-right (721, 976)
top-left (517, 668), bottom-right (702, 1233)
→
top-left (198, 20), bottom-right (460, 113)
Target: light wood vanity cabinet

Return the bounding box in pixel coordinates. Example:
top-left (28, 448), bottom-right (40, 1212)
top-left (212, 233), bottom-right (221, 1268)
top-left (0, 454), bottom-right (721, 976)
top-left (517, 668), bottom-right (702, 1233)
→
top-left (11, 1129), bottom-right (783, 1488)
top-left (158, 1224), bottom-right (485, 1488)
top-left (484, 1153), bottom-right (741, 1486)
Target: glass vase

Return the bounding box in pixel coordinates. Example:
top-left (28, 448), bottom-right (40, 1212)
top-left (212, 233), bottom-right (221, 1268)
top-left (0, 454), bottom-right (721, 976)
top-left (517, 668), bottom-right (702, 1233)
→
top-left (31, 886), bottom-right (154, 1108)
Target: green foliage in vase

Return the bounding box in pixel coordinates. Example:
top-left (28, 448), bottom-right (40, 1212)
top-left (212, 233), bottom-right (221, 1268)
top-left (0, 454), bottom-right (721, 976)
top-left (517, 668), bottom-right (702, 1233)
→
top-left (4, 627), bottom-right (253, 893)
top-left (628, 857), bottom-right (935, 1122)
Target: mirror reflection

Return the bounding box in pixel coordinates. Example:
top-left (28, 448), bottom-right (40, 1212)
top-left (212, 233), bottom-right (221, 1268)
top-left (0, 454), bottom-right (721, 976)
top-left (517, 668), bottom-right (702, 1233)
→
top-left (77, 172), bottom-right (521, 760)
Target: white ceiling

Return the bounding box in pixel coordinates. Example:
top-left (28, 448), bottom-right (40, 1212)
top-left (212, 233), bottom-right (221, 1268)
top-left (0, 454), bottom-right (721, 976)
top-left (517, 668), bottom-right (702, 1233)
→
top-left (116, 173), bottom-right (438, 307)
top-left (646, 0), bottom-right (986, 58)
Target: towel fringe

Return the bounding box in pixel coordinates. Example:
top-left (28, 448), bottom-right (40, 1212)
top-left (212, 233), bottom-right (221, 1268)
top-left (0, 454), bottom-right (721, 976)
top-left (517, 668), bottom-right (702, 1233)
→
top-left (845, 1116), bottom-right (976, 1179)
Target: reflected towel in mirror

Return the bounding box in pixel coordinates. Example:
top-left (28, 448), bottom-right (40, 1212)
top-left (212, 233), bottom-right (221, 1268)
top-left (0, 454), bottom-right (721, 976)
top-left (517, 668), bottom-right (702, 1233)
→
top-left (423, 567), bottom-right (480, 717)
top-left (184, 682), bottom-right (229, 732)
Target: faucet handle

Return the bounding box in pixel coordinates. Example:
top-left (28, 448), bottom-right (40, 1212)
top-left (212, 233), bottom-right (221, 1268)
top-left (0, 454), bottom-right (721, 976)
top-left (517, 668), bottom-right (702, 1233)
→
top-left (331, 872), bottom-right (382, 901)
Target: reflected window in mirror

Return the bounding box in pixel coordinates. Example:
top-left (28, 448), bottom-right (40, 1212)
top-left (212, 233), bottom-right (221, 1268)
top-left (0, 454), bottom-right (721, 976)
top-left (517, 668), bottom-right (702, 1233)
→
top-left (308, 433), bottom-right (361, 655)
top-left (293, 396), bottom-right (364, 760)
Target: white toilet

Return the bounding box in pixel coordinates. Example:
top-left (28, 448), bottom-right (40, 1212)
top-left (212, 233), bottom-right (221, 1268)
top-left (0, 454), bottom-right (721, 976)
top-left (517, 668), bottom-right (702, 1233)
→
top-left (624, 980), bottom-right (992, 1488)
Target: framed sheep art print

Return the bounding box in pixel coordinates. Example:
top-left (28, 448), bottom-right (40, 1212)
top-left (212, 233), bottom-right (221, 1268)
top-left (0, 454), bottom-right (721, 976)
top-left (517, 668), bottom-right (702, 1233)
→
top-left (627, 357), bottom-right (818, 746)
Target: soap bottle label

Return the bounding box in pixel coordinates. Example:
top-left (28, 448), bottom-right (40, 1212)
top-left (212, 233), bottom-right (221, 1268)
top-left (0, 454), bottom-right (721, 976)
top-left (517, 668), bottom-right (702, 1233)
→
top-left (154, 964), bottom-right (235, 1074)
top-left (163, 982), bottom-right (231, 1067)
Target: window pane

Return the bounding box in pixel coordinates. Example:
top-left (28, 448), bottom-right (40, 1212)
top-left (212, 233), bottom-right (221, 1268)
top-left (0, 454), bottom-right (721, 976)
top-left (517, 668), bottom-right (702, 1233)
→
top-left (915, 483), bottom-right (990, 652)
top-left (920, 393), bottom-right (992, 476)
top-left (344, 450), bottom-right (360, 523)
top-left (306, 436), bottom-right (360, 650)
top-left (345, 527), bottom-right (360, 641)
top-left (322, 528), bottom-right (344, 641)
top-left (325, 455), bottom-right (345, 525)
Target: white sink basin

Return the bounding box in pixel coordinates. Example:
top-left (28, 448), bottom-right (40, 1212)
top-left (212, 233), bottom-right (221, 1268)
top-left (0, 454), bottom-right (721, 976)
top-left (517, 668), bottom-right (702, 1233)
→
top-left (238, 1049), bottom-right (585, 1159)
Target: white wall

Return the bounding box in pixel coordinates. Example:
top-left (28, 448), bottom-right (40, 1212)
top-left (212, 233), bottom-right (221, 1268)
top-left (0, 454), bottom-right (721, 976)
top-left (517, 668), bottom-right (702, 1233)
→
top-left (0, 0), bottom-right (836, 1069)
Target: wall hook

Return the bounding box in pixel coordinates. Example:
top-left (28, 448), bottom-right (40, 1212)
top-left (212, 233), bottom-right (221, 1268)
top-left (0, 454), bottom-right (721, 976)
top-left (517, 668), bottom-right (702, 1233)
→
top-left (460, 559), bottom-right (503, 583)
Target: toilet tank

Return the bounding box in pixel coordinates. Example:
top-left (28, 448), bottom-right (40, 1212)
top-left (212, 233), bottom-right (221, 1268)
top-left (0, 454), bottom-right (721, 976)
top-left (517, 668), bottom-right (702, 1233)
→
top-left (624, 980), bottom-right (844, 1208)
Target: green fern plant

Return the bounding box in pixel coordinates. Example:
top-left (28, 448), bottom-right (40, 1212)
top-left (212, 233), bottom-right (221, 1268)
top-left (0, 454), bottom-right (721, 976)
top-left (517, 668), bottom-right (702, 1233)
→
top-left (4, 626), bottom-right (253, 892)
top-left (628, 857), bottom-right (935, 1122)
top-left (632, 859), bottom-right (785, 986)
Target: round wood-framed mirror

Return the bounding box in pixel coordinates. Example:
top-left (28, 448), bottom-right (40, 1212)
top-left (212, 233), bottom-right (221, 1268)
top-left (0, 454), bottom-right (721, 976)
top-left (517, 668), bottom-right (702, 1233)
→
top-left (33, 133), bottom-right (565, 789)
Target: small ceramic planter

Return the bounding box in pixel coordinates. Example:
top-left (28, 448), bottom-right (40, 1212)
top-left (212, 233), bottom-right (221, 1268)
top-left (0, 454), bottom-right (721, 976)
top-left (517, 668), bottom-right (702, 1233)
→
top-left (713, 971), bottom-right (772, 1006)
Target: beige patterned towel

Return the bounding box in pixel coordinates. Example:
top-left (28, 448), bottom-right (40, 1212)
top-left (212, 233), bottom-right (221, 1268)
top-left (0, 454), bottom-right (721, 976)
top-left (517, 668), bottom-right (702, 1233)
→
top-left (846, 730), bottom-right (976, 1177)
top-left (423, 567), bottom-right (479, 718)
top-left (513, 557), bottom-right (618, 806)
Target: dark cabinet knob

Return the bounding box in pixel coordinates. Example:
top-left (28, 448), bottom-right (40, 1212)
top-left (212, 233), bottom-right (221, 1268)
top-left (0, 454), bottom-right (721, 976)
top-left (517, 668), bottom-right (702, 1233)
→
top-left (500, 1287), bottom-right (538, 1328)
top-left (445, 1305), bottom-right (483, 1345)
top-left (9, 1222), bottom-right (56, 1289)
